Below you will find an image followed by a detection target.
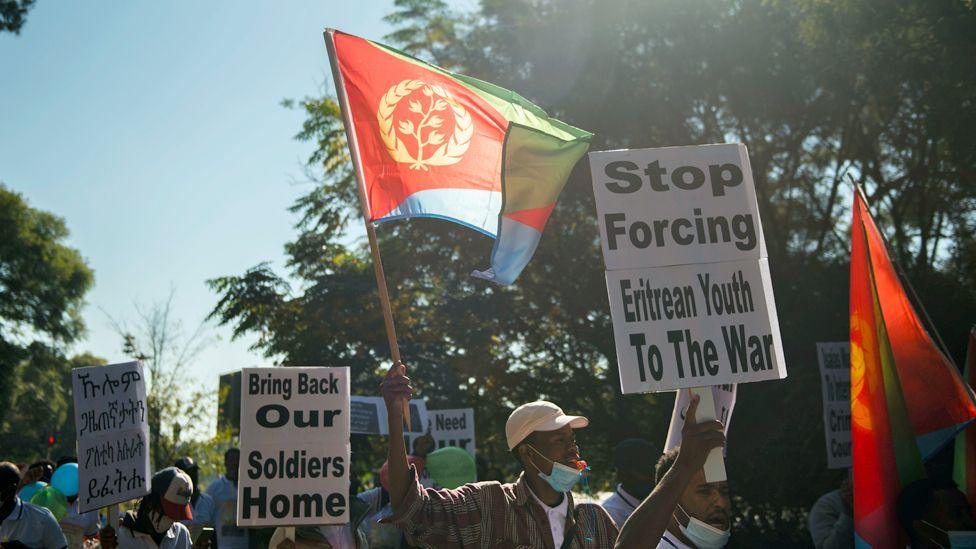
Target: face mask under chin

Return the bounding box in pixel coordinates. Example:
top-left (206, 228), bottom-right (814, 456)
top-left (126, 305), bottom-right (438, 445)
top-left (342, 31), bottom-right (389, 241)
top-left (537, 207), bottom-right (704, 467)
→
top-left (526, 444), bottom-right (583, 493)
top-left (675, 503), bottom-right (730, 549)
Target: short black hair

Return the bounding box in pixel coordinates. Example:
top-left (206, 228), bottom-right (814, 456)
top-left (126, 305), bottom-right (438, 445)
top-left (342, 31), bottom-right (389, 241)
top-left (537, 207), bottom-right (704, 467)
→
top-left (655, 448), bottom-right (681, 485)
top-left (225, 447), bottom-right (240, 459)
top-left (896, 477), bottom-right (959, 542)
top-left (0, 462), bottom-right (20, 491)
top-left (510, 432), bottom-right (539, 469)
top-left (55, 456), bottom-right (77, 468)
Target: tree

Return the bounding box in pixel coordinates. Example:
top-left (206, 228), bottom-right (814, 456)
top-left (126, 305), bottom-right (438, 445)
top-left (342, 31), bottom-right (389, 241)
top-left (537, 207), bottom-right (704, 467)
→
top-left (0, 184), bottom-right (93, 427)
top-left (209, 0), bottom-right (976, 544)
top-left (0, 0), bottom-right (34, 34)
top-left (108, 289), bottom-right (214, 471)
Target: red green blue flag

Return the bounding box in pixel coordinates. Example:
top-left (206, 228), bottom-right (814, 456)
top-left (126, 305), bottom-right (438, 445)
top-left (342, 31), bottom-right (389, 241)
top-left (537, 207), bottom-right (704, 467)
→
top-left (954, 328), bottom-right (976, 510)
top-left (850, 191), bottom-right (976, 547)
top-left (327, 29), bottom-right (592, 284)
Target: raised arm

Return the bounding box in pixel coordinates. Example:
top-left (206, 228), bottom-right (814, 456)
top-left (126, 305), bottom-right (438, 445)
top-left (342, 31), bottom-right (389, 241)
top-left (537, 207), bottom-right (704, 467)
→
top-left (614, 394), bottom-right (726, 549)
top-left (380, 361), bottom-right (414, 511)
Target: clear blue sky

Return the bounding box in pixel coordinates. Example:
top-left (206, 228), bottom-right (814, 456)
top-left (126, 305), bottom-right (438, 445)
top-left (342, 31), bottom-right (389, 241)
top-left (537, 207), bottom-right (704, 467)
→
top-left (0, 1), bottom-right (470, 397)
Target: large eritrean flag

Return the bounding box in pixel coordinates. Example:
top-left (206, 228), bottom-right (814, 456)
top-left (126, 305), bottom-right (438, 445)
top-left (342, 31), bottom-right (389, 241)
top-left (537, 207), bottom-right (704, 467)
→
top-left (326, 29), bottom-right (592, 285)
top-left (954, 328), bottom-right (976, 509)
top-left (850, 191), bottom-right (976, 547)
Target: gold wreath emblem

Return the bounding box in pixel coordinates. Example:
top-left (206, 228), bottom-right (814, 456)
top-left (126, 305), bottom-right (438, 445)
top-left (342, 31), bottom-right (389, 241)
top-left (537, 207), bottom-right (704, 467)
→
top-left (377, 79), bottom-right (473, 171)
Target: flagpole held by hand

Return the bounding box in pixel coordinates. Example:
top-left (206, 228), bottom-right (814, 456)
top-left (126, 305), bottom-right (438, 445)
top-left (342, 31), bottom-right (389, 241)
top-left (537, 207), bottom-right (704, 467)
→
top-left (324, 28), bottom-right (410, 428)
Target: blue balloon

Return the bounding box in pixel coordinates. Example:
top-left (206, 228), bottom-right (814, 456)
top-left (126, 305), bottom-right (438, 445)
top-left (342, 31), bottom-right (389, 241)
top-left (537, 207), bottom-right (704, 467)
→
top-left (19, 481), bottom-right (47, 502)
top-left (51, 463), bottom-right (79, 497)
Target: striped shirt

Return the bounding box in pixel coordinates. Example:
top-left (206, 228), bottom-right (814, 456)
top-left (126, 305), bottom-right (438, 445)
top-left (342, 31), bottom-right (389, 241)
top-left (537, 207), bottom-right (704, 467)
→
top-left (389, 467), bottom-right (619, 548)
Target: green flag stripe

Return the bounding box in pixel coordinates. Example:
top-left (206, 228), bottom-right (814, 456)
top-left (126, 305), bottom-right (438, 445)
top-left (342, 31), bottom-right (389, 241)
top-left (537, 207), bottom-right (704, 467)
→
top-left (502, 124), bottom-right (591, 214)
top-left (366, 39), bottom-right (592, 143)
top-left (866, 229), bottom-right (925, 484)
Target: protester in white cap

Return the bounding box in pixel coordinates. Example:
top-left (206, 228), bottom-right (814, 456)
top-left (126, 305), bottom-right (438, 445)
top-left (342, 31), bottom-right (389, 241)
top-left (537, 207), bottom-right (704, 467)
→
top-left (379, 361), bottom-right (619, 548)
top-left (99, 467), bottom-right (194, 549)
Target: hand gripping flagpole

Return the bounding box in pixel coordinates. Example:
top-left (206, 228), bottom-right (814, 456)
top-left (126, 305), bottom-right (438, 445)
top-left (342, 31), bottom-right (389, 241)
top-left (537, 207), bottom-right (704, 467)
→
top-left (324, 28), bottom-right (410, 429)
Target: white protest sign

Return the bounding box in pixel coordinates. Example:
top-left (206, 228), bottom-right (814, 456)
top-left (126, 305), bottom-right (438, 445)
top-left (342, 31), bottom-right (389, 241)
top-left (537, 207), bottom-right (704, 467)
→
top-left (428, 408), bottom-right (476, 457)
top-left (817, 343), bottom-right (852, 469)
top-left (606, 257), bottom-right (786, 392)
top-left (665, 385), bottom-right (736, 452)
top-left (238, 367), bottom-right (350, 526)
top-left (350, 396), bottom-right (428, 436)
top-left (72, 361), bottom-right (150, 513)
top-left (590, 143), bottom-right (766, 270)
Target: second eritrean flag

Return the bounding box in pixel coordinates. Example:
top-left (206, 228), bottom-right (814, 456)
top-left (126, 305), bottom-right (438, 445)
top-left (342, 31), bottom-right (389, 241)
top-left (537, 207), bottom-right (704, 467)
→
top-left (326, 29), bottom-right (592, 285)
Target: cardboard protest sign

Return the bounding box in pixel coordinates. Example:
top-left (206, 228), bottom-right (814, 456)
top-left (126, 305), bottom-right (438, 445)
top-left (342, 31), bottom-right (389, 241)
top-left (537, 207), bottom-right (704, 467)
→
top-left (665, 385), bottom-right (736, 452)
top-left (606, 258), bottom-right (785, 392)
top-left (428, 408), bottom-right (476, 457)
top-left (238, 367), bottom-right (350, 526)
top-left (590, 143), bottom-right (765, 270)
top-left (72, 361), bottom-right (150, 513)
top-left (590, 143), bottom-right (786, 394)
top-left (817, 342), bottom-right (852, 469)
top-left (350, 395), bottom-right (428, 436)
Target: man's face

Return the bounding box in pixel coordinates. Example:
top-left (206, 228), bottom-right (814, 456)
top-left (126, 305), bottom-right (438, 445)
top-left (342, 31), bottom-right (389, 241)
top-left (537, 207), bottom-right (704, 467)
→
top-left (225, 452), bottom-right (240, 481)
top-left (523, 425), bottom-right (581, 474)
top-left (924, 488), bottom-right (976, 534)
top-left (678, 469), bottom-right (731, 531)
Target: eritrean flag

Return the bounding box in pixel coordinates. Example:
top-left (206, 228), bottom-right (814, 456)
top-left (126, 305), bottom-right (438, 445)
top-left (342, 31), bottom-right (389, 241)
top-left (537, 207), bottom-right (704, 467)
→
top-left (954, 328), bottom-right (976, 509)
top-left (325, 29), bottom-right (592, 284)
top-left (850, 191), bottom-right (976, 547)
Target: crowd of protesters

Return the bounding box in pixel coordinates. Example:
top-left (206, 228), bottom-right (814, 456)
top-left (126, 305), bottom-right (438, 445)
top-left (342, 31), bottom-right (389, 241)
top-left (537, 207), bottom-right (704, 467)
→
top-left (2, 363), bottom-right (974, 548)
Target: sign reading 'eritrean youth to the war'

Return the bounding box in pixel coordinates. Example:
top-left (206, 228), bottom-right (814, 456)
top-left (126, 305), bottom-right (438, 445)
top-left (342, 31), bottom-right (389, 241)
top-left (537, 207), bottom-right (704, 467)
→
top-left (590, 144), bottom-right (787, 393)
top-left (238, 367), bottom-right (350, 526)
top-left (72, 361), bottom-right (150, 513)
top-left (817, 342), bottom-right (852, 469)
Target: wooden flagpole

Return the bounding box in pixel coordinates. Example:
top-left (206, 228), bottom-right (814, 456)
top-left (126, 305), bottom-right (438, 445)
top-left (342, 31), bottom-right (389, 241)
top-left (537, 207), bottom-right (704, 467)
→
top-left (324, 28), bottom-right (410, 428)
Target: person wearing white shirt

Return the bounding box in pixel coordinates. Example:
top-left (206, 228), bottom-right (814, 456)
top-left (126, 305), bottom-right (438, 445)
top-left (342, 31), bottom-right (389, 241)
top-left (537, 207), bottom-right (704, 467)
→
top-left (59, 498), bottom-right (102, 547)
top-left (0, 462), bottom-right (68, 549)
top-left (206, 448), bottom-right (248, 549)
top-left (601, 438), bottom-right (657, 528)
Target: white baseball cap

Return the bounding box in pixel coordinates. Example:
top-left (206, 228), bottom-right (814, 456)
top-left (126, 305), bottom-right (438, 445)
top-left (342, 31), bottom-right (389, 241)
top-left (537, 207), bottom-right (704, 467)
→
top-left (505, 401), bottom-right (589, 450)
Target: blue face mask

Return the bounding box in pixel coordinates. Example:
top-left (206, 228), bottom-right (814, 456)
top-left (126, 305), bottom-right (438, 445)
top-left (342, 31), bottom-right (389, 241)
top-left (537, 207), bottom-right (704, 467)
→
top-left (527, 445), bottom-right (582, 493)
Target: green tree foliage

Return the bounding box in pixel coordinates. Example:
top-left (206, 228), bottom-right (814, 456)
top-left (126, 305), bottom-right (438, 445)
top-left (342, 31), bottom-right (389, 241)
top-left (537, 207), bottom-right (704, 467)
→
top-left (109, 290), bottom-right (214, 472)
top-left (0, 0), bottom-right (34, 34)
top-left (209, 0), bottom-right (976, 543)
top-left (0, 349), bottom-right (106, 462)
top-left (0, 184), bottom-right (93, 430)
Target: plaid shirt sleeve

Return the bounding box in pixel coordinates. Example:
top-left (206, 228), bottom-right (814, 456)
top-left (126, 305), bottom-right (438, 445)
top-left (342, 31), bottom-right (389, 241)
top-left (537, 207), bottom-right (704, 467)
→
top-left (387, 465), bottom-right (498, 548)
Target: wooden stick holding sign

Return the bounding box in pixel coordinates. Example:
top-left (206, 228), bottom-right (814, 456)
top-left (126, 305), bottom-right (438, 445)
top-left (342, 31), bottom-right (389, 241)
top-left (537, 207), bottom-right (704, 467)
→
top-left (323, 29), bottom-right (409, 428)
top-left (688, 387), bottom-right (727, 482)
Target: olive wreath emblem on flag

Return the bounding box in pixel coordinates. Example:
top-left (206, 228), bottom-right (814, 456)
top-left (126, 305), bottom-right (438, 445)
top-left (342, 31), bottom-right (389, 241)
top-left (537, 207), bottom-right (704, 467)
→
top-left (377, 79), bottom-right (473, 171)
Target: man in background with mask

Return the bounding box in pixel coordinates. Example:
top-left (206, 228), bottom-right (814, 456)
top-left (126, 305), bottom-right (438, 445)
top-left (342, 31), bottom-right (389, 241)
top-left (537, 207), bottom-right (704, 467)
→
top-left (380, 361), bottom-right (619, 548)
top-left (99, 467), bottom-right (193, 548)
top-left (649, 447), bottom-right (730, 548)
top-left (601, 439), bottom-right (658, 528)
top-left (896, 477), bottom-right (976, 548)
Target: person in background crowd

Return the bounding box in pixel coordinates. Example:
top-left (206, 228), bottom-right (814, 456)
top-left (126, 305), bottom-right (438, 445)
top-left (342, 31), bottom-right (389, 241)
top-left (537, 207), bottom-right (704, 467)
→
top-left (380, 361), bottom-right (619, 548)
top-left (0, 461), bottom-right (69, 549)
top-left (55, 457), bottom-right (102, 548)
top-left (807, 471), bottom-right (853, 549)
top-left (174, 457), bottom-right (215, 540)
top-left (99, 467), bottom-right (194, 549)
top-left (206, 448), bottom-right (248, 549)
top-left (601, 438), bottom-right (658, 528)
top-left (270, 485), bottom-right (372, 549)
top-left (613, 395), bottom-right (728, 549)
top-left (357, 434), bottom-right (432, 549)
top-left (896, 477), bottom-right (976, 548)
top-left (17, 459), bottom-right (55, 490)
